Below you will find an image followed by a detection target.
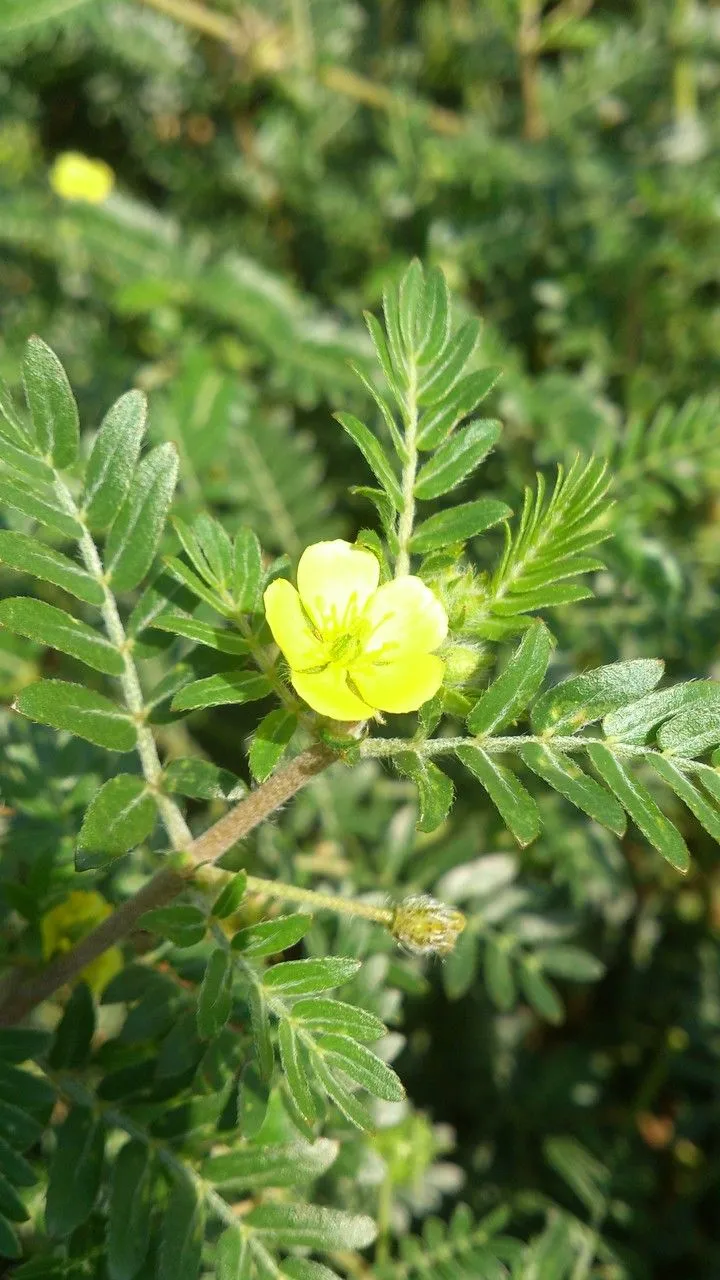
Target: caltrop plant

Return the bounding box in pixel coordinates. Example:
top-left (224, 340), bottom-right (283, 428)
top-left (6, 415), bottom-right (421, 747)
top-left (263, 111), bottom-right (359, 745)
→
top-left (1, 261), bottom-right (720, 1277)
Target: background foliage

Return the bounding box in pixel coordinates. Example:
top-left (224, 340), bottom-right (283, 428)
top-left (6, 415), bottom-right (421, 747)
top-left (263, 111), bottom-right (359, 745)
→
top-left (2, 0), bottom-right (720, 1276)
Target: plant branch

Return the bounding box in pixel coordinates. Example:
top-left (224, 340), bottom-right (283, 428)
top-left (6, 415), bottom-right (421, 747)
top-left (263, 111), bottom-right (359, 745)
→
top-left (0, 745), bottom-right (334, 1026)
top-left (395, 364), bottom-right (419, 577)
top-left (359, 732), bottom-right (690, 767)
top-left (244, 874), bottom-right (394, 926)
top-left (53, 474), bottom-right (192, 851)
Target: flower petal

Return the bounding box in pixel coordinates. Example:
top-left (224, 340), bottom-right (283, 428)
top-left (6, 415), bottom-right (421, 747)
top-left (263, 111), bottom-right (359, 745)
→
top-left (353, 653), bottom-right (445, 713)
top-left (363, 577), bottom-right (448, 657)
top-left (291, 665), bottom-right (373, 721)
top-left (264, 579), bottom-right (324, 669)
top-left (297, 540), bottom-right (379, 635)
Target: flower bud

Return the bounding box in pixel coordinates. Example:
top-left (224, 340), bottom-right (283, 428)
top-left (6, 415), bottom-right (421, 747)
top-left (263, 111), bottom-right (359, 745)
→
top-left (443, 642), bottom-right (484, 684)
top-left (390, 895), bottom-right (466, 956)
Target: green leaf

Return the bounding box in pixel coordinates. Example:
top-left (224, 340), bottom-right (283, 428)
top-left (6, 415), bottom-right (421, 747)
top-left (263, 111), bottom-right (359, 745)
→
top-left (585, 742), bottom-right (690, 872)
top-left (158, 1177), bottom-right (205, 1280)
top-left (164, 555), bottom-right (233, 615)
top-left (197, 948), bottom-right (234, 1039)
top-left (14, 681), bottom-right (136, 751)
top-left (278, 1021), bottom-right (321, 1129)
top-left (217, 1228), bottom-right (251, 1280)
top-left (151, 613), bottom-right (249, 654)
top-left (335, 412), bottom-right (403, 509)
top-left (537, 946), bottom-right (605, 982)
top-left (0, 0), bottom-right (93, 33)
top-left (649, 757), bottom-right (720, 843)
top-left (456, 745), bottom-right (541, 846)
top-left (0, 1135), bottom-right (35, 1188)
top-left (657, 705), bottom-right (720, 758)
top-left (382, 281), bottom-right (409, 383)
top-left (247, 983), bottom-right (274, 1081)
top-left (531, 660), bottom-right (664, 736)
top-left (192, 513), bottom-right (233, 586)
top-left (282, 1262), bottom-right (341, 1280)
top-left (489, 580), bottom-right (594, 616)
top-left (263, 958), bottom-right (360, 996)
top-left (0, 435), bottom-right (55, 484)
top-left (0, 532), bottom-right (103, 605)
top-left (467, 622), bottom-right (552, 736)
top-left (0, 1170), bottom-right (28, 1222)
top-left (23, 336), bottom-right (79, 468)
top-left (0, 597), bottom-right (123, 676)
top-left (519, 959), bottom-right (564, 1024)
top-left (0, 1215), bottom-right (20, 1260)
top-left (211, 871), bottom-right (248, 920)
top-left (544, 1136), bottom-right (610, 1218)
top-left (139, 905), bottom-right (207, 947)
top-left (0, 373), bottom-right (33, 450)
top-left (163, 757), bottom-right (245, 801)
top-left (416, 265), bottom-right (451, 365)
top-left (232, 915), bottom-right (313, 958)
top-left (249, 709), bottom-right (298, 782)
top-left (394, 754), bottom-right (454, 833)
top-left (603, 680), bottom-right (720, 745)
top-left (518, 742), bottom-right (626, 836)
top-left (0, 1028), bottom-right (50, 1062)
top-left (414, 419), bottom-right (501, 500)
top-left (245, 1203), bottom-right (376, 1252)
top-left (410, 499), bottom-right (511, 553)
top-left (397, 259), bottom-right (426, 352)
top-left (350, 364), bottom-right (406, 461)
top-left (0, 1062), bottom-right (53, 1110)
top-left (108, 1140), bottom-right (153, 1280)
top-left (291, 998), bottom-right (386, 1042)
top-left (0, 473), bottom-right (82, 539)
top-left (45, 1107), bottom-right (104, 1237)
top-left (484, 936), bottom-right (516, 1011)
top-left (171, 671), bottom-right (271, 712)
top-left (48, 983), bottom-right (95, 1069)
top-left (486, 459), bottom-right (611, 622)
top-left (233, 527), bottom-right (263, 611)
top-left (317, 1034), bottom-right (404, 1102)
top-left (105, 443), bottom-right (179, 591)
top-left (309, 1055), bottom-right (375, 1131)
top-left (0, 1100), bottom-right (43, 1151)
top-left (77, 775), bottom-right (157, 868)
top-left (416, 319), bottom-right (480, 406)
top-left (82, 390), bottom-right (147, 530)
top-left (417, 368), bottom-right (502, 451)
top-left (204, 1138), bottom-right (337, 1189)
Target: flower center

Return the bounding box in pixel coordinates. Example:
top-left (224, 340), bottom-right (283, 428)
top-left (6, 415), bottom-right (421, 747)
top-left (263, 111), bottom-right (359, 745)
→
top-left (321, 606), bottom-right (376, 666)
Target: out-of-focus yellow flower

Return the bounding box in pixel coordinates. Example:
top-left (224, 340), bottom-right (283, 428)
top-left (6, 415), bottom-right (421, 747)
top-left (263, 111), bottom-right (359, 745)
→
top-left (263, 540), bottom-right (448, 720)
top-left (41, 890), bottom-right (122, 996)
top-left (49, 152), bottom-right (115, 204)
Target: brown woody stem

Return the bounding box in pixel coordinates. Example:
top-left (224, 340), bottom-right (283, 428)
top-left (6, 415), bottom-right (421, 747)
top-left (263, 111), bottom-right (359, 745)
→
top-left (0, 745), bottom-right (334, 1026)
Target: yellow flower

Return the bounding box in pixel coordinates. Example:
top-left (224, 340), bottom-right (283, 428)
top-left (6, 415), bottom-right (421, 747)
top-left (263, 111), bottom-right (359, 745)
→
top-left (49, 152), bottom-right (115, 205)
top-left (263, 540), bottom-right (448, 720)
top-left (41, 890), bottom-right (123, 996)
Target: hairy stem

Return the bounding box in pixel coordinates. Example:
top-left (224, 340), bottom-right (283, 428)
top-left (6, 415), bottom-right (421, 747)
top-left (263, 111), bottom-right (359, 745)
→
top-left (53, 475), bottom-right (192, 850)
top-left (395, 364), bottom-right (419, 577)
top-left (244, 874), bottom-right (394, 926)
top-left (359, 732), bottom-right (693, 767)
top-left (0, 745), bottom-right (334, 1026)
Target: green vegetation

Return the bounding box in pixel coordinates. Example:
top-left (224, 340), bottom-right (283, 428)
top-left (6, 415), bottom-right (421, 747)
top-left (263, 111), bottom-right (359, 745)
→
top-left (2, 3), bottom-right (720, 1277)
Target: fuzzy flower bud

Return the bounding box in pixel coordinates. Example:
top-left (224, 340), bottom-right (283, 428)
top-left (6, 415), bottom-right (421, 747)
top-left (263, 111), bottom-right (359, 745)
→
top-left (390, 894), bottom-right (466, 956)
